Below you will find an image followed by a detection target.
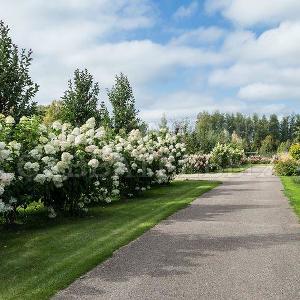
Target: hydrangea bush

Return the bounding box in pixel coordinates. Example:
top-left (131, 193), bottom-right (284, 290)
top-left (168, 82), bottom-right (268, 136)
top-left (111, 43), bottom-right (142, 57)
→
top-left (184, 154), bottom-right (211, 173)
top-left (184, 143), bottom-right (245, 174)
top-left (209, 143), bottom-right (244, 169)
top-left (0, 115), bottom-right (186, 223)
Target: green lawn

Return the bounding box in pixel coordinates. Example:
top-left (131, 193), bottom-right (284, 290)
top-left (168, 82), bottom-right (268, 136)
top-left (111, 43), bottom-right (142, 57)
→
top-left (0, 180), bottom-right (219, 300)
top-left (221, 164), bottom-right (251, 173)
top-left (281, 176), bottom-right (300, 218)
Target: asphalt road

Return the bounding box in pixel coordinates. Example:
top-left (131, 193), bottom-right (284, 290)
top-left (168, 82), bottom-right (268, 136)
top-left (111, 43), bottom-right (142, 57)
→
top-left (54, 166), bottom-right (300, 300)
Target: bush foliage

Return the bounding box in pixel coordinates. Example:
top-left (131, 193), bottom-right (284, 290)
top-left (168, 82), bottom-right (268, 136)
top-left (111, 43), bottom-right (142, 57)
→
top-left (274, 159), bottom-right (299, 176)
top-left (289, 143), bottom-right (300, 161)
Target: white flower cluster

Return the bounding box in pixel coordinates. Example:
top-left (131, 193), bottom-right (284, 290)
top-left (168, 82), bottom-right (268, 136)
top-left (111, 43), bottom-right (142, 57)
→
top-left (184, 154), bottom-right (211, 173)
top-left (0, 138), bottom-right (21, 213)
top-left (0, 116), bottom-right (186, 218)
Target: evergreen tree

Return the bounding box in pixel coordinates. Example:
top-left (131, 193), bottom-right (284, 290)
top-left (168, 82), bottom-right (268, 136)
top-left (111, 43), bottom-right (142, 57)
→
top-left (60, 69), bottom-right (108, 126)
top-left (280, 116), bottom-right (290, 142)
top-left (0, 20), bottom-right (38, 120)
top-left (108, 73), bottom-right (140, 133)
top-left (269, 114), bottom-right (280, 142)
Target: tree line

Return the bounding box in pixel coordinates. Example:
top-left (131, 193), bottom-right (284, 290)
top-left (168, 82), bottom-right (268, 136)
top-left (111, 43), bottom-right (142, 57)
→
top-left (174, 112), bottom-right (300, 155)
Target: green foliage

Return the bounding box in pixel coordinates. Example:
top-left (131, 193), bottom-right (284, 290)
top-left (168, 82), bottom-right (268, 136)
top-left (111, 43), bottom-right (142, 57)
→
top-left (108, 73), bottom-right (140, 133)
top-left (269, 114), bottom-right (280, 142)
top-left (274, 159), bottom-right (299, 176)
top-left (289, 143), bottom-right (300, 161)
top-left (43, 100), bottom-right (63, 124)
top-left (260, 135), bottom-right (275, 155)
top-left (0, 20), bottom-right (38, 120)
top-left (209, 143), bottom-right (244, 169)
top-left (60, 69), bottom-right (108, 126)
top-left (98, 100), bottom-right (111, 127)
top-left (277, 140), bottom-right (291, 153)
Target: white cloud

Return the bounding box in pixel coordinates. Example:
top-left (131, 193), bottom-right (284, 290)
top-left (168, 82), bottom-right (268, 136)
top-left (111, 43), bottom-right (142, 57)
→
top-left (209, 63), bottom-right (300, 87)
top-left (238, 83), bottom-right (300, 101)
top-left (32, 39), bottom-right (223, 103)
top-left (235, 22), bottom-right (300, 66)
top-left (205, 0), bottom-right (300, 27)
top-left (173, 1), bottom-right (199, 19)
top-left (170, 26), bottom-right (225, 46)
top-left (209, 22), bottom-right (300, 104)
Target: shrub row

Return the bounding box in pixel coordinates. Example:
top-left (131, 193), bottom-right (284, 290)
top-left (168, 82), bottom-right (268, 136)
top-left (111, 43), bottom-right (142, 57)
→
top-left (0, 115), bottom-right (186, 223)
top-left (184, 143), bottom-right (244, 173)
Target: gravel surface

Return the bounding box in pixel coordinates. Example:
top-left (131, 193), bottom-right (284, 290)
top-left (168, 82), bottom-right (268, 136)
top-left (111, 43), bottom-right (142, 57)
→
top-left (54, 166), bottom-right (300, 300)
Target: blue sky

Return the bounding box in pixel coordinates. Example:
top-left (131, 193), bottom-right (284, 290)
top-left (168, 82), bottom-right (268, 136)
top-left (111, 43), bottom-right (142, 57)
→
top-left (2, 0), bottom-right (300, 124)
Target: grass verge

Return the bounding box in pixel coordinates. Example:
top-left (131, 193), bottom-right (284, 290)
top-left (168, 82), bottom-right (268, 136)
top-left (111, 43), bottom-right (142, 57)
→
top-left (280, 176), bottom-right (300, 218)
top-left (0, 180), bottom-right (219, 300)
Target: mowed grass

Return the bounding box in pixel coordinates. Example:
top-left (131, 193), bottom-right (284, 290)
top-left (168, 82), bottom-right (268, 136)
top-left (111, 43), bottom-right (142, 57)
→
top-left (221, 164), bottom-right (251, 173)
top-left (0, 180), bottom-right (220, 300)
top-left (281, 176), bottom-right (300, 218)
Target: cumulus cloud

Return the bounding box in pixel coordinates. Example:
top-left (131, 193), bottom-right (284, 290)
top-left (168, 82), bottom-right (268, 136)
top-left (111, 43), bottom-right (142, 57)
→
top-left (238, 83), bottom-right (300, 101)
top-left (205, 0), bottom-right (300, 27)
top-left (209, 63), bottom-right (300, 87)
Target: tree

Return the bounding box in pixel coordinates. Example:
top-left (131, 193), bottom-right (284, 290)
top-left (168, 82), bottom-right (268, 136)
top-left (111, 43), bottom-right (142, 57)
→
top-left (43, 100), bottom-right (63, 125)
top-left (60, 69), bottom-right (107, 126)
top-left (269, 114), bottom-right (280, 143)
top-left (159, 113), bottom-right (168, 130)
top-left (98, 101), bottom-right (111, 127)
top-left (0, 20), bottom-right (38, 120)
top-left (280, 116), bottom-right (290, 142)
top-left (277, 141), bottom-right (291, 153)
top-left (260, 135), bottom-right (275, 155)
top-left (108, 73), bottom-right (140, 133)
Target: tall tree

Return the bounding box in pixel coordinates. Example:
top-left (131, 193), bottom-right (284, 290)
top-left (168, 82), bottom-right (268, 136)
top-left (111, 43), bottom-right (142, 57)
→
top-left (0, 20), bottom-right (38, 120)
top-left (108, 73), bottom-right (140, 133)
top-left (60, 69), bottom-right (108, 126)
top-left (269, 114), bottom-right (280, 142)
top-left (280, 116), bottom-right (290, 142)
